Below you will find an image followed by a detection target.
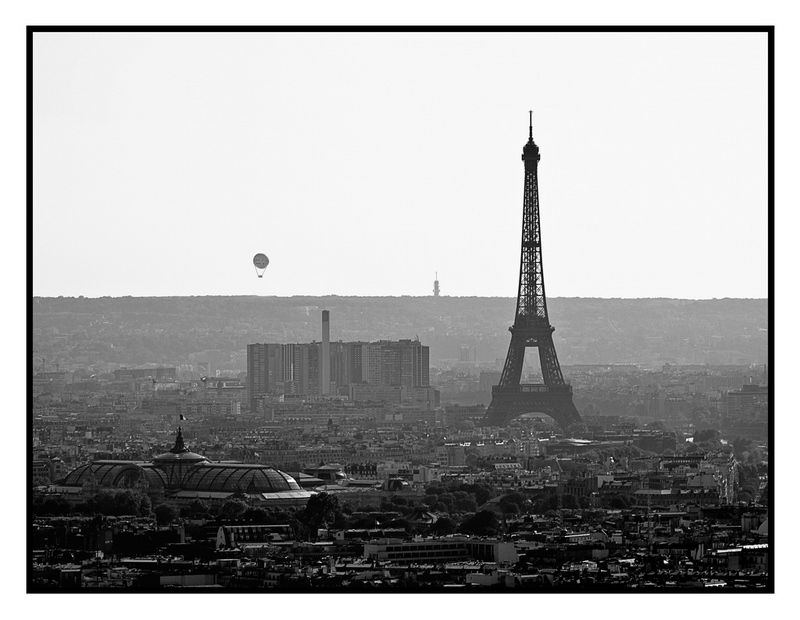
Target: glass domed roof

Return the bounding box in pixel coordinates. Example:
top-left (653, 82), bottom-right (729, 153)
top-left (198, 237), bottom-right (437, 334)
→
top-left (58, 428), bottom-right (306, 498)
top-left (182, 463), bottom-right (302, 493)
top-left (61, 461), bottom-right (167, 489)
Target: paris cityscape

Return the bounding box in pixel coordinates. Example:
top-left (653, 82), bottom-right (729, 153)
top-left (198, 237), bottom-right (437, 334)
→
top-left (29, 29), bottom-right (771, 596)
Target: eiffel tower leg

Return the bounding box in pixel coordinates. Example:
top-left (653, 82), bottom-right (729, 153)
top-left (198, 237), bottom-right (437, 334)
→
top-left (539, 334), bottom-right (566, 385)
top-left (498, 334), bottom-right (525, 387)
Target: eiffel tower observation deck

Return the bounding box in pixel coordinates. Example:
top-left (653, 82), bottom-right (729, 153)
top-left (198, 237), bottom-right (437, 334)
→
top-left (482, 113), bottom-right (582, 429)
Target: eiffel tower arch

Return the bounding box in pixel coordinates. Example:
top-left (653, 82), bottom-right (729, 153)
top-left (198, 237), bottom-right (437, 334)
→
top-left (482, 114), bottom-right (582, 429)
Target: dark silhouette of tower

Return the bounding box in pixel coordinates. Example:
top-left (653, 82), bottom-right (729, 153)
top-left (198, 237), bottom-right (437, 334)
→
top-left (482, 113), bottom-right (582, 429)
top-left (433, 272), bottom-right (440, 297)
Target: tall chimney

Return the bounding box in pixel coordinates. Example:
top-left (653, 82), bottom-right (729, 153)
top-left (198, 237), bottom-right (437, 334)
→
top-left (322, 310), bottom-right (330, 395)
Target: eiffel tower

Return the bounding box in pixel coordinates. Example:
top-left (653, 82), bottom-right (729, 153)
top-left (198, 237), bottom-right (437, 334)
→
top-left (482, 113), bottom-right (582, 429)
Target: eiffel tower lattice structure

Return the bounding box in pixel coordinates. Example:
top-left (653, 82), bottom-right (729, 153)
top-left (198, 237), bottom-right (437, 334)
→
top-left (482, 113), bottom-right (583, 429)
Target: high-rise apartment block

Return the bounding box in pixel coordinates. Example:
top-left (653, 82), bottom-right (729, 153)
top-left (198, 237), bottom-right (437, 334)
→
top-left (370, 339), bottom-right (429, 389)
top-left (321, 310), bottom-right (331, 395)
top-left (247, 316), bottom-right (430, 411)
top-left (246, 343), bottom-right (286, 411)
top-left (248, 338), bottom-right (430, 410)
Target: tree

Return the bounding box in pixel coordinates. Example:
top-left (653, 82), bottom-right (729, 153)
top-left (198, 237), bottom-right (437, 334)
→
top-left (347, 514), bottom-right (379, 529)
top-left (386, 517), bottom-right (412, 533)
top-left (242, 507), bottom-right (269, 523)
top-left (731, 436), bottom-right (763, 464)
top-left (183, 499), bottom-right (211, 519)
top-left (136, 492), bottom-right (152, 517)
top-left (299, 492), bottom-right (341, 540)
top-left (693, 428), bottom-right (720, 445)
top-left (219, 498), bottom-right (249, 520)
top-left (458, 510), bottom-right (499, 536)
top-left (154, 503), bottom-right (180, 526)
top-left (453, 496), bottom-right (478, 513)
top-left (564, 422), bottom-right (589, 438)
top-left (684, 442), bottom-right (704, 454)
top-left (736, 462), bottom-right (760, 504)
top-left (34, 496), bottom-right (72, 516)
top-left (430, 516), bottom-right (456, 536)
top-left (265, 507), bottom-right (296, 524)
top-left (438, 493), bottom-right (455, 511)
top-left (86, 489), bottom-right (151, 517)
top-left (499, 492), bottom-right (527, 515)
top-left (230, 487), bottom-right (249, 500)
top-left (465, 483), bottom-right (495, 506)
top-left (426, 483), bottom-right (444, 496)
top-left (562, 494), bottom-right (580, 510)
top-left (603, 494), bottom-right (632, 510)
top-left (89, 491), bottom-right (117, 515)
top-left (533, 494), bottom-right (559, 514)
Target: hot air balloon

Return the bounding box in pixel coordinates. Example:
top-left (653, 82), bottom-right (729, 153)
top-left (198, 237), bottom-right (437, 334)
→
top-left (253, 253), bottom-right (270, 278)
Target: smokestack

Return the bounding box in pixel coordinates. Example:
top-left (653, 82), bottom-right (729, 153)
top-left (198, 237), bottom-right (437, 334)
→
top-left (322, 310), bottom-right (330, 395)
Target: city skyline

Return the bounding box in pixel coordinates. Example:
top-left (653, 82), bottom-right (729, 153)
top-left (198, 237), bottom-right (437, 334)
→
top-left (33, 30), bottom-right (768, 300)
top-left (23, 19), bottom-right (780, 606)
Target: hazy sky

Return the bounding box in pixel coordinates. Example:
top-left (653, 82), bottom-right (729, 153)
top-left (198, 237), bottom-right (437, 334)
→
top-left (33, 30), bottom-right (768, 299)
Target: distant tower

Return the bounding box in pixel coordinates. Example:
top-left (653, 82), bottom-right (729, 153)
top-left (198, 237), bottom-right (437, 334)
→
top-left (482, 113), bottom-right (582, 429)
top-left (321, 310), bottom-right (331, 395)
top-left (433, 272), bottom-right (440, 297)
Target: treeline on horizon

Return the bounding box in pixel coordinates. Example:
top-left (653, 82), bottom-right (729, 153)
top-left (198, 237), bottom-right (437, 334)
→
top-left (32, 295), bottom-right (768, 368)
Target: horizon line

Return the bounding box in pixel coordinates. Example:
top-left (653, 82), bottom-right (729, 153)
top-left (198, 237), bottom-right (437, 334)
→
top-left (31, 294), bottom-right (769, 301)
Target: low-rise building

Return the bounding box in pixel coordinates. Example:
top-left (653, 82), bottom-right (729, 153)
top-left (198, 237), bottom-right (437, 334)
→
top-left (363, 537), bottom-right (517, 564)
